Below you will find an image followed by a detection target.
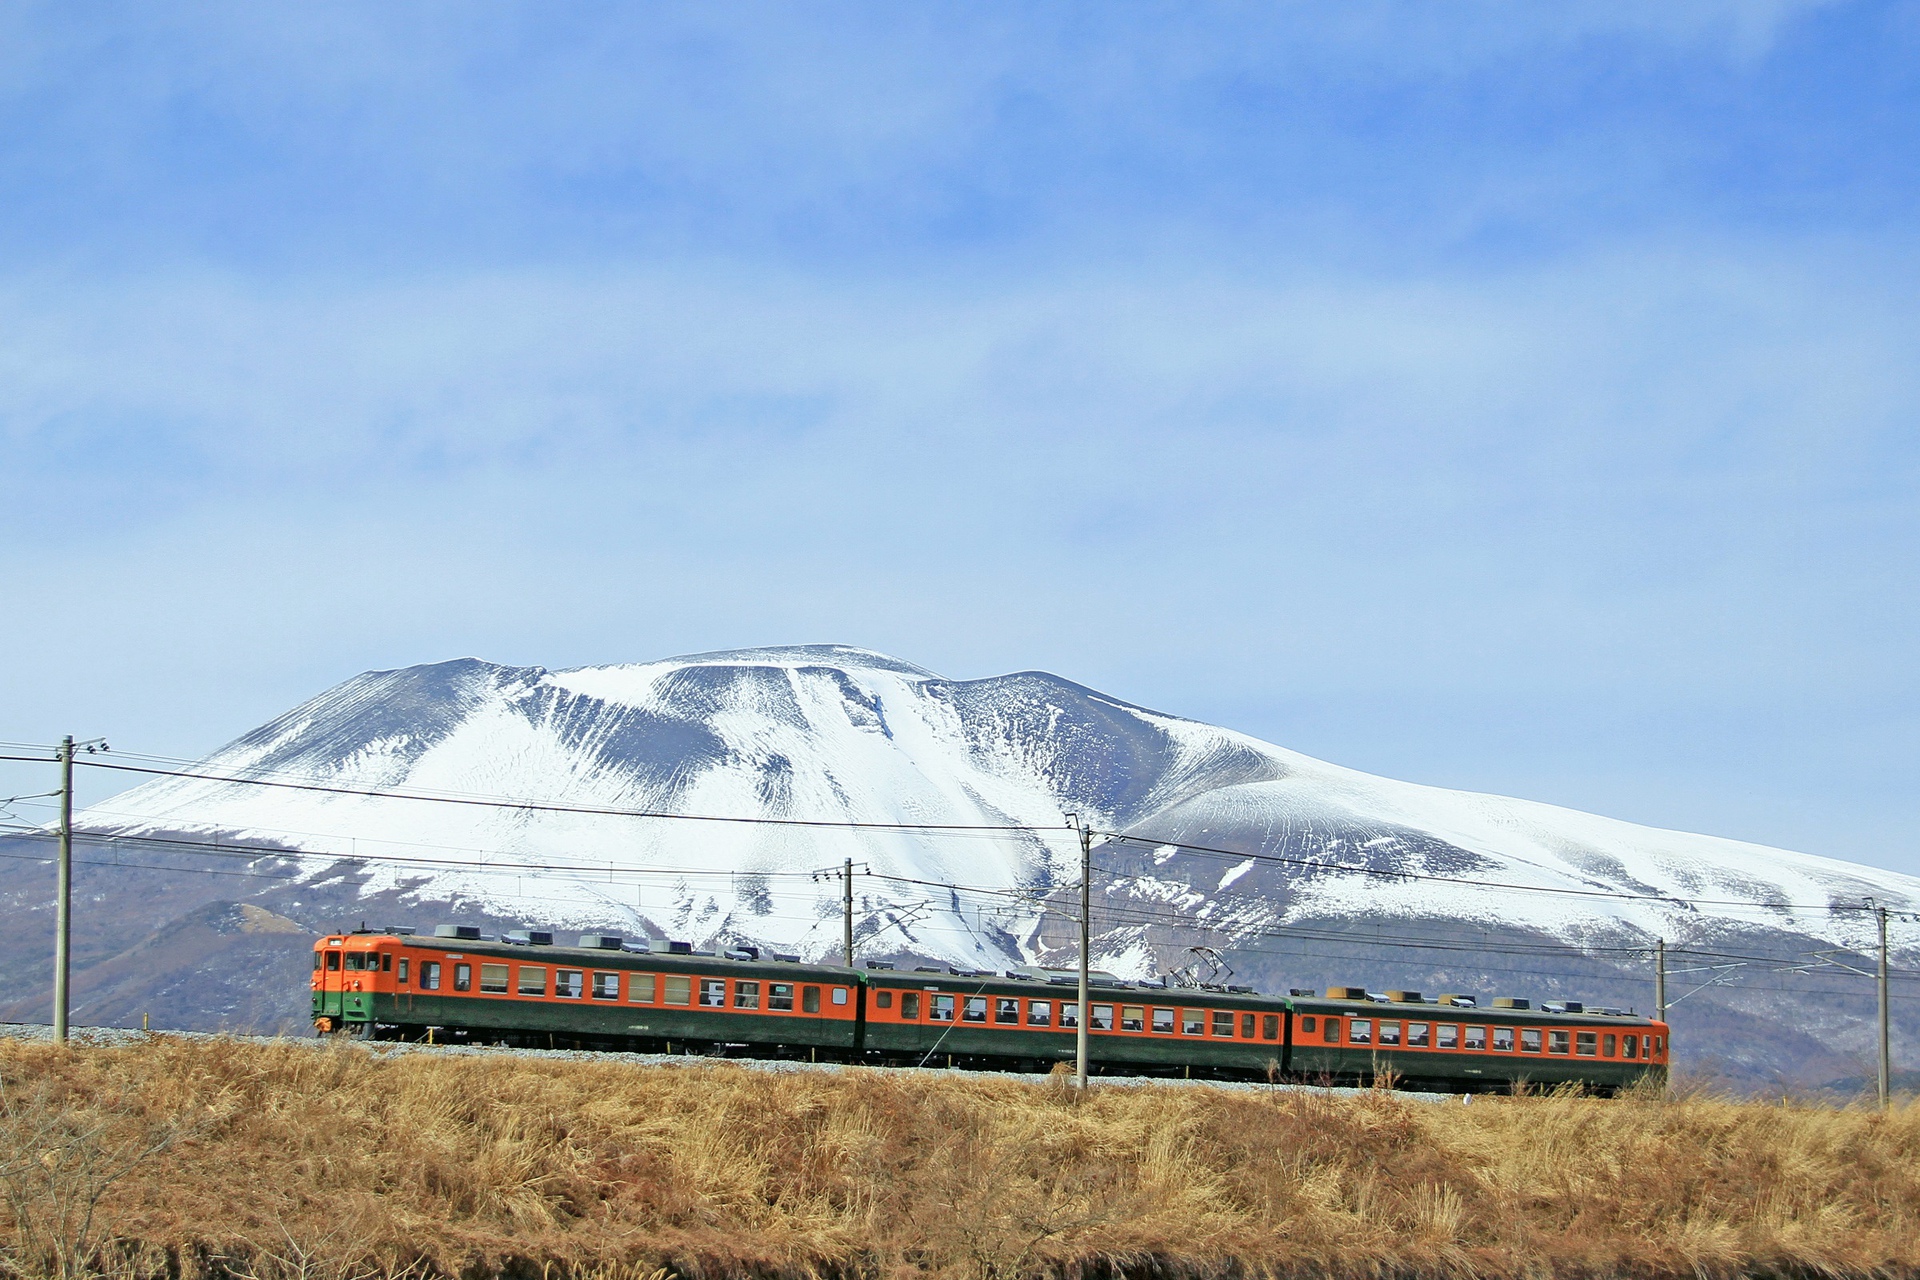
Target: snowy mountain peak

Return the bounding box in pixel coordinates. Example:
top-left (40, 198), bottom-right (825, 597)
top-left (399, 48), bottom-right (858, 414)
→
top-left (81, 647), bottom-right (1920, 985)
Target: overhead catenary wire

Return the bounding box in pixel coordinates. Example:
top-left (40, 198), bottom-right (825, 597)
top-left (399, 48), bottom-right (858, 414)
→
top-left (0, 754), bottom-right (1065, 836)
top-left (5, 815), bottom-right (1911, 978)
top-left (8, 830), bottom-right (1912, 990)
top-left (6, 747), bottom-right (1913, 998)
top-left (8, 747), bottom-right (1900, 919)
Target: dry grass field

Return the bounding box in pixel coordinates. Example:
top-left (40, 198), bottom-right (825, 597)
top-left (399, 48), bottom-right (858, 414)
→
top-left (1, 1035), bottom-right (1917, 1280)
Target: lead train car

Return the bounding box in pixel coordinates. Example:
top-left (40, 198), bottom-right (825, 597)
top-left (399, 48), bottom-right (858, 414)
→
top-left (313, 931), bottom-right (1669, 1092)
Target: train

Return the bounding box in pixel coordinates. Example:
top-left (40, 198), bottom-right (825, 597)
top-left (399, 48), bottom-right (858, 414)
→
top-left (312, 925), bottom-right (1669, 1094)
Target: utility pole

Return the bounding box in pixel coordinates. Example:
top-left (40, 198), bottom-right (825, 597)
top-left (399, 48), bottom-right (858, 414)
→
top-left (1076, 822), bottom-right (1092, 1091)
top-left (53, 735), bottom-right (73, 1044)
top-left (843, 857), bottom-right (855, 968)
top-left (1877, 905), bottom-right (1891, 1110)
top-left (1655, 937), bottom-right (1666, 1026)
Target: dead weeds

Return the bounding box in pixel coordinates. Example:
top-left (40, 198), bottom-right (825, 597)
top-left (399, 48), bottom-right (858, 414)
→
top-left (0, 1036), bottom-right (1915, 1280)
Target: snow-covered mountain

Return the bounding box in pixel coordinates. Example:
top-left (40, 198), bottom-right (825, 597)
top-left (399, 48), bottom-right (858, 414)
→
top-left (84, 644), bottom-right (1917, 984)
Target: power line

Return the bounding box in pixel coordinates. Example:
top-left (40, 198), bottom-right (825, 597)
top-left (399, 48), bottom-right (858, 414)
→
top-left (6, 840), bottom-right (1909, 998)
top-left (8, 820), bottom-right (1910, 982)
top-left (0, 754), bottom-right (1066, 837)
top-left (9, 750), bottom-right (1911, 921)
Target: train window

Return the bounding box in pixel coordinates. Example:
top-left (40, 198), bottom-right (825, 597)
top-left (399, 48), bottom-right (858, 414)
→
top-left (735, 981), bottom-right (761, 1010)
top-left (1602, 1034), bottom-right (1616, 1057)
top-left (875, 990), bottom-right (893, 1009)
top-left (833, 988), bottom-right (848, 1005)
top-left (556, 969), bottom-right (584, 999)
top-left (1654, 1036), bottom-right (1664, 1056)
top-left (803, 986), bottom-right (822, 1014)
top-left (768, 983), bottom-right (794, 1011)
top-left (480, 964), bottom-right (511, 995)
top-left (995, 998), bottom-right (1020, 1025)
top-left (382, 954), bottom-right (392, 972)
top-left (1437, 1025), bottom-right (1457, 1049)
top-left (1028, 1000), bottom-right (1052, 1026)
top-left (1576, 1032), bottom-right (1598, 1057)
top-left (1059, 1002), bottom-right (1078, 1028)
top-left (1182, 1009), bottom-right (1205, 1035)
top-left (313, 953), bottom-right (322, 972)
top-left (1520, 1029), bottom-right (1542, 1053)
top-left (1407, 1022), bottom-right (1429, 1047)
top-left (1300, 1016), bottom-right (1316, 1034)
top-left (1261, 1015), bottom-right (1279, 1041)
top-left (1462, 1026), bottom-right (1483, 1050)
top-left (1212, 1011), bottom-right (1234, 1037)
top-left (963, 997), bottom-right (988, 1023)
top-left (326, 951), bottom-right (341, 972)
top-left (345, 954), bottom-right (364, 971)
top-left (1548, 1031), bottom-right (1570, 1055)
top-left (453, 964), bottom-right (472, 992)
top-left (627, 972), bottom-right (652, 1002)
top-left (931, 995), bottom-right (955, 1021)
top-left (1349, 1019), bottom-right (1372, 1045)
top-left (1379, 1021), bottom-right (1401, 1047)
top-left (1091, 1004), bottom-right (1114, 1031)
top-left (519, 966), bottom-right (548, 997)
top-left (593, 973), bottom-right (621, 1001)
top-left (421, 962), bottom-right (441, 991)
top-left (700, 979), bottom-right (727, 1008)
top-left (900, 992), bottom-right (920, 1019)
top-left (1121, 1006), bottom-right (1145, 1032)
top-left (398, 959), bottom-right (409, 985)
top-left (1322, 1018), bottom-right (1341, 1044)
top-left (1151, 1008), bottom-right (1175, 1034)
top-left (1622, 1034), bottom-right (1637, 1059)
top-left (1492, 1027), bottom-right (1513, 1051)
top-left (663, 974), bottom-right (691, 1005)
top-left (1241, 1013), bottom-right (1257, 1039)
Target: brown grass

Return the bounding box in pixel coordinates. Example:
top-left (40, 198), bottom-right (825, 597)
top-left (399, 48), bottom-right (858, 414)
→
top-left (2, 1036), bottom-right (1917, 1280)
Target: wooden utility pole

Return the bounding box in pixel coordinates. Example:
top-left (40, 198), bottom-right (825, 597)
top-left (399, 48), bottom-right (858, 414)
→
top-left (1878, 905), bottom-right (1891, 1110)
top-left (53, 735), bottom-right (73, 1044)
top-left (1075, 822), bottom-right (1091, 1090)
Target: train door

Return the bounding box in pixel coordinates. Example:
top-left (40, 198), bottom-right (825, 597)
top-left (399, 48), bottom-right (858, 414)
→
top-left (313, 939), bottom-right (346, 1028)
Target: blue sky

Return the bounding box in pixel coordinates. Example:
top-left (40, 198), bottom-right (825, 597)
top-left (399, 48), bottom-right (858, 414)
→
top-left (2, 3), bottom-right (1917, 874)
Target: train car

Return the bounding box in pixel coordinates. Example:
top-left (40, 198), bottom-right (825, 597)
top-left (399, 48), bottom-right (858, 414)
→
top-left (862, 968), bottom-right (1289, 1075)
top-left (1286, 987), bottom-right (1668, 1094)
top-left (313, 928), bottom-right (862, 1056)
top-left (311, 927), bottom-right (1668, 1093)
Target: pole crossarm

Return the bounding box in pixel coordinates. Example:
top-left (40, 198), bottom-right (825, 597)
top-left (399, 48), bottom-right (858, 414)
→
top-left (1663, 961), bottom-right (1747, 1008)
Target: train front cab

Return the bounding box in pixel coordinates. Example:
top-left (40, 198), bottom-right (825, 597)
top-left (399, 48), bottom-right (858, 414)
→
top-left (311, 933), bottom-right (389, 1032)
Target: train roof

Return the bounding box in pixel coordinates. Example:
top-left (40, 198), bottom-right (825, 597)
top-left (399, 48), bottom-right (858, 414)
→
top-left (1290, 992), bottom-right (1660, 1027)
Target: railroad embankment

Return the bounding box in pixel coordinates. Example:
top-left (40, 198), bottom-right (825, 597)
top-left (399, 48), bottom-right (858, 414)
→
top-left (1, 1035), bottom-right (1916, 1280)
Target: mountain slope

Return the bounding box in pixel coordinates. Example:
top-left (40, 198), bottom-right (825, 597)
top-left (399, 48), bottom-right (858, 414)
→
top-left (47, 644), bottom-right (1918, 1085)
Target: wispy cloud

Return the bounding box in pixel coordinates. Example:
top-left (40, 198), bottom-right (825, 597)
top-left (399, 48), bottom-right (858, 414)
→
top-left (0, 2), bottom-right (1914, 868)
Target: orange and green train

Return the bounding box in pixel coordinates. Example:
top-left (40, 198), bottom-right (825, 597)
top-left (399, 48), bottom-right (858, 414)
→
top-left (314, 926), bottom-right (1669, 1094)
